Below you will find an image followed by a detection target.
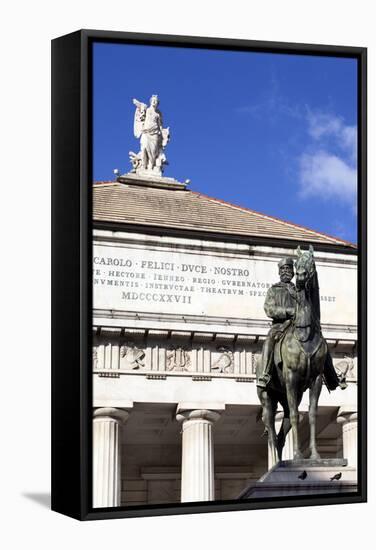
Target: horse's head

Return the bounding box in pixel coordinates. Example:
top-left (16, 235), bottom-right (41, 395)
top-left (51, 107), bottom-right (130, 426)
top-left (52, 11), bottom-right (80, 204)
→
top-left (295, 245), bottom-right (316, 290)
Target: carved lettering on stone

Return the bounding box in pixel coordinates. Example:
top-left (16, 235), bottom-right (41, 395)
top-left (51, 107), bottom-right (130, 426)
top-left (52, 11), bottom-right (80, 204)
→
top-left (120, 341), bottom-right (146, 370)
top-left (211, 346), bottom-right (234, 374)
top-left (166, 346), bottom-right (191, 372)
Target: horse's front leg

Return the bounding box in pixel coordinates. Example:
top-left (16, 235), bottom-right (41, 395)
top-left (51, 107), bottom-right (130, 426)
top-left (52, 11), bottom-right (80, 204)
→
top-left (286, 374), bottom-right (303, 459)
top-left (309, 374), bottom-right (322, 459)
top-left (260, 392), bottom-right (278, 467)
top-left (277, 415), bottom-right (291, 461)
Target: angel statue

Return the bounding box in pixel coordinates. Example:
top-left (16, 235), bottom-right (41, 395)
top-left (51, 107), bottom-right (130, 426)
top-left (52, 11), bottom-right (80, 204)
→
top-left (129, 95), bottom-right (170, 176)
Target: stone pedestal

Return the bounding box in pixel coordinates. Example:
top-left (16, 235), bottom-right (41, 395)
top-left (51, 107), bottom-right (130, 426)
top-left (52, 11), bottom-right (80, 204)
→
top-left (176, 408), bottom-right (221, 502)
top-left (117, 173), bottom-right (188, 190)
top-left (239, 459), bottom-right (357, 499)
top-left (93, 407), bottom-right (129, 508)
top-left (337, 408), bottom-right (358, 468)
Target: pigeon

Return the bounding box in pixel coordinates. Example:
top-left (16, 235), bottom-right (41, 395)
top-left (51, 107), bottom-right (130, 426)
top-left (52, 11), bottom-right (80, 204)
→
top-left (330, 472), bottom-right (342, 481)
top-left (298, 470), bottom-right (308, 480)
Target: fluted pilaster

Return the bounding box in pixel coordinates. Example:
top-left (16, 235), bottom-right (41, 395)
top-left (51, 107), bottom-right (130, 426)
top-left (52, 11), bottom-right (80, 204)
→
top-left (176, 408), bottom-right (221, 502)
top-left (93, 407), bottom-right (129, 508)
top-left (337, 409), bottom-right (357, 468)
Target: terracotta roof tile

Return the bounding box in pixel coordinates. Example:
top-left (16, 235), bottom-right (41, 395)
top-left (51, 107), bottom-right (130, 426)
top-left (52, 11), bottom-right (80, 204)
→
top-left (93, 182), bottom-right (356, 248)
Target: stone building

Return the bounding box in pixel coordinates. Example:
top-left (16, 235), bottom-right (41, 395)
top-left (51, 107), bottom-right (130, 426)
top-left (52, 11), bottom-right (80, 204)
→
top-left (92, 176), bottom-right (357, 508)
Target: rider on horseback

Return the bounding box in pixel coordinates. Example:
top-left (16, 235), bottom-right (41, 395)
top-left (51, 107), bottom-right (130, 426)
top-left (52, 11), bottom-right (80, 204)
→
top-left (257, 257), bottom-right (296, 389)
top-left (257, 254), bottom-right (347, 391)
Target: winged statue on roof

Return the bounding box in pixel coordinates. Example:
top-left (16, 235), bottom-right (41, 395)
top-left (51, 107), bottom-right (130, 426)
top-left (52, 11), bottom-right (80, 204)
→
top-left (129, 95), bottom-right (170, 177)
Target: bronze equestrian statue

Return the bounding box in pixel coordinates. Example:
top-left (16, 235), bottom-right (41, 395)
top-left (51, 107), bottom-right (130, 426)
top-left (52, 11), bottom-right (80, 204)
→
top-left (257, 246), bottom-right (345, 464)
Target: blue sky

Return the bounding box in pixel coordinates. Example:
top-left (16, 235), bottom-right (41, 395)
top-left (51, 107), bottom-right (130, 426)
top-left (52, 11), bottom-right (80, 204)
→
top-left (93, 43), bottom-right (358, 244)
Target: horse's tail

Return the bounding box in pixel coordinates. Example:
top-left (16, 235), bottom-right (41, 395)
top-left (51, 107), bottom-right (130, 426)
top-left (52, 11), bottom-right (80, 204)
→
top-left (323, 351), bottom-right (340, 391)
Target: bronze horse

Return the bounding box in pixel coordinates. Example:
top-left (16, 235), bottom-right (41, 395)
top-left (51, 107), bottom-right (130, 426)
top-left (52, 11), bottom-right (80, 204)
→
top-left (257, 246), bottom-right (329, 463)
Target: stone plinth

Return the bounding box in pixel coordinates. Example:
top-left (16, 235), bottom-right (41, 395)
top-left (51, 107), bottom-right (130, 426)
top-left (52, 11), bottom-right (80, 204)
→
top-left (117, 173), bottom-right (188, 190)
top-left (239, 459), bottom-right (357, 499)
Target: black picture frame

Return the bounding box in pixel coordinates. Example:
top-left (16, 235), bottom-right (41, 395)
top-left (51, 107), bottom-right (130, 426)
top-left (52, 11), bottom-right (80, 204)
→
top-left (51, 29), bottom-right (367, 520)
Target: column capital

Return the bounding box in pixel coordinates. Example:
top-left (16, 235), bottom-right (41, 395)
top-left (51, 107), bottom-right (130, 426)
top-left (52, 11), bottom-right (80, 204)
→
top-left (176, 408), bottom-right (221, 424)
top-left (337, 407), bottom-right (357, 424)
top-left (93, 407), bottom-right (129, 424)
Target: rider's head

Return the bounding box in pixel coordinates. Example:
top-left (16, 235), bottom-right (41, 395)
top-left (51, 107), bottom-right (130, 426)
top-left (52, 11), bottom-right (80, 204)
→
top-left (278, 258), bottom-right (294, 283)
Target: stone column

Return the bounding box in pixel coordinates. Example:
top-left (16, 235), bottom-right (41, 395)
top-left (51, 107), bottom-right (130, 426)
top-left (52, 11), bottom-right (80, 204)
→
top-left (93, 407), bottom-right (129, 508)
top-left (337, 408), bottom-right (358, 468)
top-left (176, 407), bottom-right (222, 502)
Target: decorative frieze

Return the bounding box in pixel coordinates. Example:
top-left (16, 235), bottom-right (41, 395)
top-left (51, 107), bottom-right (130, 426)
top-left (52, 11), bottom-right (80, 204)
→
top-left (251, 353), bottom-right (260, 375)
top-left (211, 346), bottom-right (234, 373)
top-left (98, 372), bottom-right (120, 378)
top-left (334, 355), bottom-right (357, 381)
top-left (92, 327), bottom-right (357, 382)
top-left (93, 348), bottom-right (98, 369)
top-left (120, 341), bottom-right (146, 370)
top-left (92, 335), bottom-right (258, 377)
top-left (166, 345), bottom-right (191, 371)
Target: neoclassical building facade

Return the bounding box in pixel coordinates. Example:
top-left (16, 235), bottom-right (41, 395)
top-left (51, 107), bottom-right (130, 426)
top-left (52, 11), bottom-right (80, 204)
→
top-left (92, 178), bottom-right (358, 508)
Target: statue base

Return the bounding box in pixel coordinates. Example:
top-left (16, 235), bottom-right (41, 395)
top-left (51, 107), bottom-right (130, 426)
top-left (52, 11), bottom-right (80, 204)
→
top-left (117, 172), bottom-right (189, 191)
top-left (238, 459), bottom-right (357, 499)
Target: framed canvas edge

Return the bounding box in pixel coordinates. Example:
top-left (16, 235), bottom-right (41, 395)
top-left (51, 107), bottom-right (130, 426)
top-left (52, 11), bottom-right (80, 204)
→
top-left (51, 30), bottom-right (83, 520)
top-left (51, 29), bottom-right (367, 521)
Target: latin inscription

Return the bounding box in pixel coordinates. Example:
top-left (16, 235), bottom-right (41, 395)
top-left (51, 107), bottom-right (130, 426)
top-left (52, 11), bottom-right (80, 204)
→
top-left (93, 246), bottom-right (340, 320)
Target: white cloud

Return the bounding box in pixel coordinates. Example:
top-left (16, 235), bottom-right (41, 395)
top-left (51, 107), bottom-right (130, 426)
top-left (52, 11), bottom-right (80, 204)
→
top-left (306, 110), bottom-right (357, 162)
top-left (307, 112), bottom-right (342, 139)
top-left (298, 110), bottom-right (357, 209)
top-left (340, 125), bottom-right (357, 162)
top-left (238, 92), bottom-right (358, 212)
top-left (299, 150), bottom-right (356, 203)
